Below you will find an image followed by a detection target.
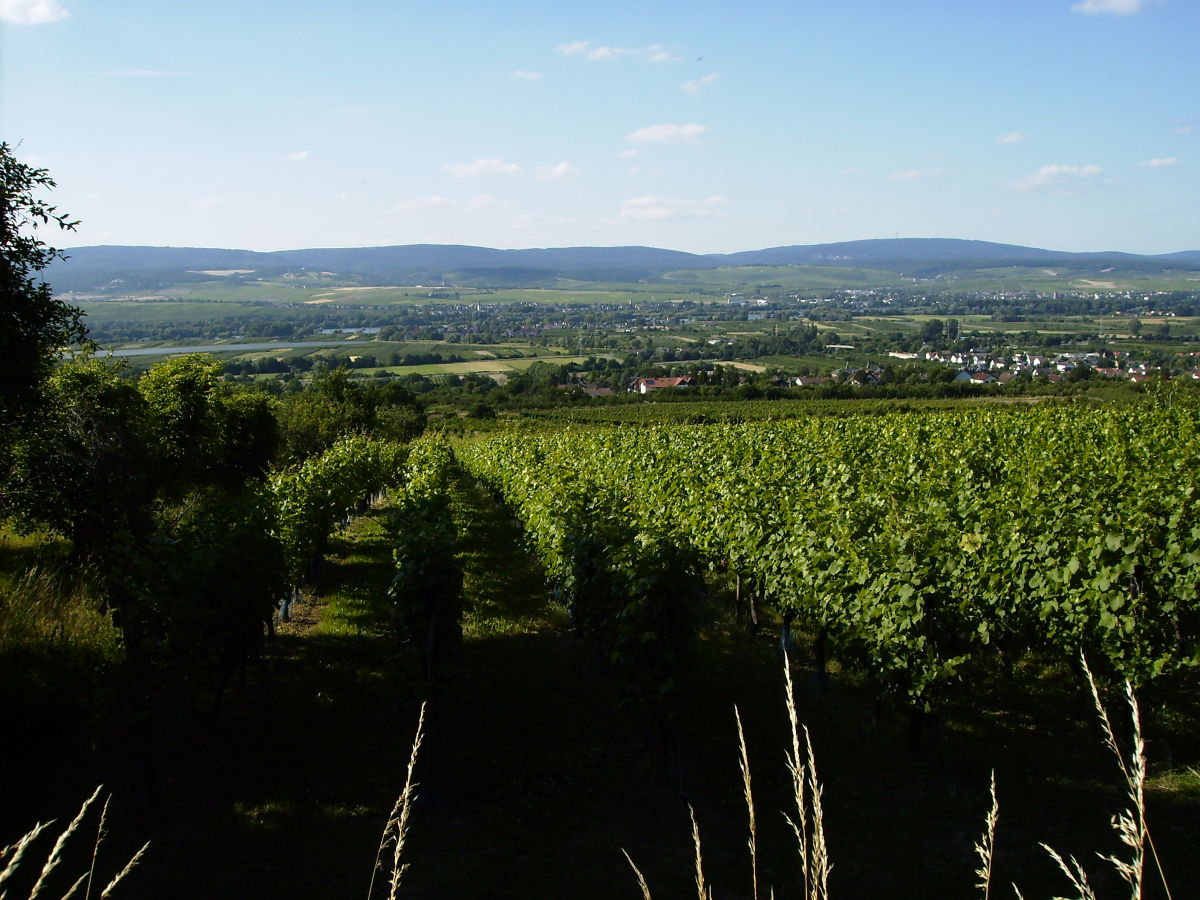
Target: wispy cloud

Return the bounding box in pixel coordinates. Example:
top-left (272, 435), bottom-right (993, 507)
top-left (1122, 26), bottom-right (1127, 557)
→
top-left (681, 72), bottom-right (720, 95)
top-left (395, 194), bottom-right (501, 213)
top-left (614, 194), bottom-right (729, 223)
top-left (395, 195), bottom-right (455, 211)
top-left (1070, 0), bottom-right (1146, 14)
top-left (443, 158), bottom-right (523, 178)
top-left (0, 0), bottom-right (69, 25)
top-left (1174, 124), bottom-right (1194, 135)
top-left (556, 40), bottom-right (591, 56)
top-left (627, 123), bottom-right (710, 144)
top-left (287, 150), bottom-right (310, 161)
top-left (508, 70), bottom-right (542, 80)
top-left (1014, 163), bottom-right (1102, 190)
top-left (617, 196), bottom-right (674, 222)
top-left (534, 162), bottom-right (579, 181)
top-left (890, 168), bottom-right (945, 181)
top-left (556, 40), bottom-right (677, 63)
top-left (1140, 156), bottom-right (1178, 168)
top-left (614, 148), bottom-right (640, 159)
top-left (995, 131), bottom-right (1028, 144)
top-left (192, 197), bottom-right (225, 210)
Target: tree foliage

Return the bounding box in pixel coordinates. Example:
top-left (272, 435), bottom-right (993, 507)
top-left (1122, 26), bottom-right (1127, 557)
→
top-left (0, 141), bottom-right (87, 421)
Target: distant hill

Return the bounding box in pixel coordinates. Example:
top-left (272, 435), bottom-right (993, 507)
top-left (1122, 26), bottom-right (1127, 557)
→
top-left (705, 238), bottom-right (1187, 275)
top-left (48, 238), bottom-right (1200, 293)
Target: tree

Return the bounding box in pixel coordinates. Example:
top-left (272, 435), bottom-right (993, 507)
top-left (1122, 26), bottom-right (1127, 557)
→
top-left (8, 356), bottom-right (153, 558)
top-left (0, 142), bottom-right (88, 421)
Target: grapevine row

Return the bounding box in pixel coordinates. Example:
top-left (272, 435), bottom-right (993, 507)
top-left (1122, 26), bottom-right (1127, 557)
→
top-left (458, 401), bottom-right (1200, 708)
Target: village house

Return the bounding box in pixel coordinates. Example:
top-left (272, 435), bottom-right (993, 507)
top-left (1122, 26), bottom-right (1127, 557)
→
top-left (632, 375), bottom-right (695, 394)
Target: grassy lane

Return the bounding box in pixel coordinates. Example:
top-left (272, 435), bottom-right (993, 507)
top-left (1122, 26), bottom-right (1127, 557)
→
top-left (402, 475), bottom-right (702, 898)
top-left (137, 506), bottom-right (419, 900)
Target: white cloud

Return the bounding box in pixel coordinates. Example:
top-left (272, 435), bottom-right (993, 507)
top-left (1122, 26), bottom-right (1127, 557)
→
top-left (287, 150), bottom-right (310, 161)
top-left (1070, 0), bottom-right (1145, 14)
top-left (1013, 163), bottom-right (1102, 190)
top-left (614, 148), bottom-right (640, 159)
top-left (618, 196), bottom-right (674, 222)
top-left (466, 194), bottom-right (498, 211)
top-left (996, 131), bottom-right (1028, 144)
top-left (627, 123), bottom-right (710, 144)
top-left (614, 194), bottom-right (729, 223)
top-left (1140, 157), bottom-right (1178, 168)
top-left (443, 158), bottom-right (523, 178)
top-left (556, 40), bottom-right (677, 63)
top-left (556, 40), bottom-right (592, 56)
top-left (395, 195), bottom-right (455, 211)
top-left (192, 197), bottom-right (225, 210)
top-left (534, 161), bottom-right (579, 181)
top-left (586, 45), bottom-right (626, 61)
top-left (0, 0), bottom-right (69, 25)
top-left (890, 168), bottom-right (945, 181)
top-left (509, 70), bottom-right (542, 80)
top-left (1176, 125), bottom-right (1194, 135)
top-left (681, 72), bottom-right (720, 95)
top-left (840, 167), bottom-right (862, 176)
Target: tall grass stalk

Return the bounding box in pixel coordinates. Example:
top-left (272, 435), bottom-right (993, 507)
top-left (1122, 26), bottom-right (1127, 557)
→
top-left (1020, 656), bottom-right (1170, 900)
top-left (0, 787), bottom-right (147, 900)
top-left (973, 770), bottom-right (999, 900)
top-left (1039, 844), bottom-right (1099, 900)
top-left (368, 701), bottom-right (426, 900)
top-left (27, 785), bottom-right (102, 900)
top-left (688, 803), bottom-right (711, 900)
top-left (1081, 657), bottom-right (1170, 900)
top-left (620, 848), bottom-right (653, 900)
top-left (735, 706), bottom-right (758, 900)
top-left (783, 657), bottom-right (830, 900)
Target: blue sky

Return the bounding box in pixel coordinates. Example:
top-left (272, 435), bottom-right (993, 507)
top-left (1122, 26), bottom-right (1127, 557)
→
top-left (2, 0), bottom-right (1196, 254)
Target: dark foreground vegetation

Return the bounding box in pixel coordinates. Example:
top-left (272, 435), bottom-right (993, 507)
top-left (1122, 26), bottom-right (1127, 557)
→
top-left (7, 474), bottom-right (1200, 899)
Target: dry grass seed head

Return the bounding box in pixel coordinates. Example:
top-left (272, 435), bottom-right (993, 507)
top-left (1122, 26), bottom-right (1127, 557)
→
top-left (98, 841), bottom-right (148, 899)
top-left (735, 705), bottom-right (758, 900)
top-left (974, 770), bottom-right (999, 900)
top-left (621, 849), bottom-right (653, 900)
top-left (688, 803), bottom-right (710, 900)
top-left (27, 786), bottom-right (102, 900)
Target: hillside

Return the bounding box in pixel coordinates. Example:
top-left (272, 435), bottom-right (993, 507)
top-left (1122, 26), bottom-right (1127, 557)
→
top-left (49, 238), bottom-right (1200, 294)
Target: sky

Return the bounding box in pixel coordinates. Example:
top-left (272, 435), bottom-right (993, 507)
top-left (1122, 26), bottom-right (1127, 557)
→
top-left (2, 0), bottom-right (1197, 255)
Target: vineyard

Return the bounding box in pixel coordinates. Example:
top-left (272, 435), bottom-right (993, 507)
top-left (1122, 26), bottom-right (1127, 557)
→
top-left (6, 393), bottom-right (1200, 898)
top-left (460, 397), bottom-right (1200, 711)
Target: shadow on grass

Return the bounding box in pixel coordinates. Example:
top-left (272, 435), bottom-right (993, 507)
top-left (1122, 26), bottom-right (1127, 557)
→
top-left (452, 478), bottom-right (562, 634)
